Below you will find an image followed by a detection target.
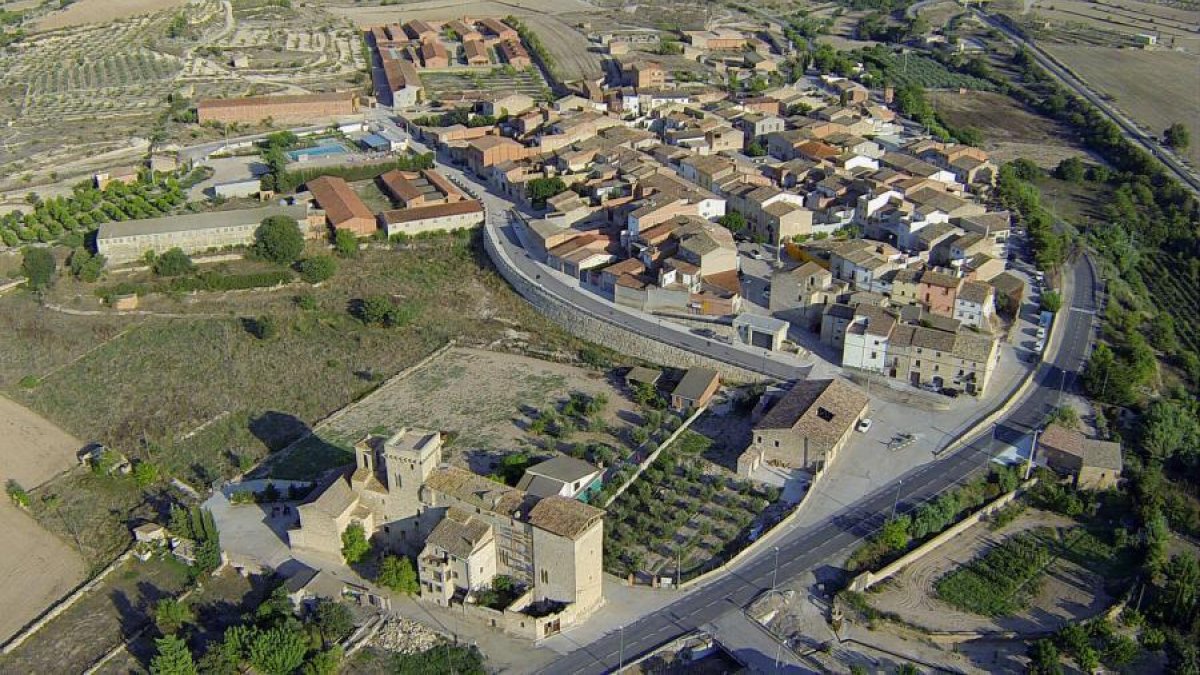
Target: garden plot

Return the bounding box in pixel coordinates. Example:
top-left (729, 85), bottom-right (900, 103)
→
top-left (603, 429), bottom-right (783, 585)
top-left (864, 509), bottom-right (1118, 633)
top-left (421, 68), bottom-right (551, 102)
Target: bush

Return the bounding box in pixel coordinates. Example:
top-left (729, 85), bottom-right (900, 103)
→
top-left (354, 295), bottom-right (415, 327)
top-left (333, 229), bottom-right (358, 258)
top-left (252, 216), bottom-right (304, 264)
top-left (69, 248), bottom-right (106, 282)
top-left (249, 315), bottom-right (278, 340)
top-left (133, 461), bottom-right (160, 487)
top-left (153, 248), bottom-right (196, 277)
top-left (296, 255), bottom-right (336, 283)
top-left (6, 479), bottom-right (30, 509)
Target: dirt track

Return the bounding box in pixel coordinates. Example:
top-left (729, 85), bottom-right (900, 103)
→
top-left (0, 395), bottom-right (87, 644)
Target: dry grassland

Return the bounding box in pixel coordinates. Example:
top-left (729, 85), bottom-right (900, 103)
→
top-left (0, 395), bottom-right (88, 644)
top-left (328, 0), bottom-right (594, 27)
top-left (1044, 45), bottom-right (1200, 166)
top-left (34, 0), bottom-right (189, 31)
top-left (929, 90), bottom-right (1092, 167)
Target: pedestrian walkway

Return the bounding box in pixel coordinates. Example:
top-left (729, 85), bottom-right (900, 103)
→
top-left (705, 610), bottom-right (812, 673)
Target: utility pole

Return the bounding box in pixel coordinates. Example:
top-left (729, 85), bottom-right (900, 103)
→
top-left (1025, 428), bottom-right (1039, 481)
top-left (618, 624), bottom-right (625, 672)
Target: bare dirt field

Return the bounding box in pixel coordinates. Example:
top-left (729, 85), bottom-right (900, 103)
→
top-left (1021, 0), bottom-right (1200, 52)
top-left (521, 14), bottom-right (604, 82)
top-left (1044, 45), bottom-right (1200, 167)
top-left (327, 0), bottom-right (594, 27)
top-left (0, 395), bottom-right (88, 644)
top-left (866, 509), bottom-right (1112, 634)
top-left (34, 0), bottom-right (189, 31)
top-left (928, 90), bottom-right (1094, 167)
top-left (295, 346), bottom-right (637, 474)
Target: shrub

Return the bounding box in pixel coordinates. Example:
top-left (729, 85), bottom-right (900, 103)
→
top-left (935, 531), bottom-right (1052, 616)
top-left (133, 461), bottom-right (160, 487)
top-left (6, 479), bottom-right (30, 509)
top-left (333, 229), bottom-right (358, 258)
top-left (153, 248), bottom-right (196, 276)
top-left (296, 255), bottom-right (336, 283)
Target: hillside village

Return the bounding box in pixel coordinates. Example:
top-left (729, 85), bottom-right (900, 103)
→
top-left (4, 2), bottom-right (1197, 673)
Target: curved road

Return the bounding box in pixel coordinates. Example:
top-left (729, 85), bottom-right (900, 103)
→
top-left (539, 254), bottom-right (1102, 674)
top-left (978, 10), bottom-right (1200, 197)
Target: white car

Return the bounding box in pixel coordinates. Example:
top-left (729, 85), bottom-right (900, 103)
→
top-left (1036, 327), bottom-right (1047, 339)
top-left (856, 418), bottom-right (873, 433)
top-left (746, 250), bottom-right (763, 260)
top-left (1035, 339), bottom-right (1046, 352)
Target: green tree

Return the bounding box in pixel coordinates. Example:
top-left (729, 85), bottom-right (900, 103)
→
top-left (333, 229), bottom-right (358, 258)
top-left (377, 555), bottom-right (419, 594)
top-left (527, 177), bottom-right (567, 209)
top-left (1028, 639), bottom-right (1062, 675)
top-left (153, 248), bottom-right (195, 276)
top-left (21, 247), bottom-right (55, 289)
top-left (718, 211), bottom-right (747, 233)
top-left (746, 141), bottom-right (767, 157)
top-left (313, 600), bottom-right (354, 646)
top-left (154, 598), bottom-right (195, 635)
top-left (1148, 312), bottom-right (1178, 352)
top-left (248, 625), bottom-right (308, 675)
top-left (1140, 398), bottom-right (1199, 464)
top-left (252, 216), bottom-right (305, 264)
top-left (341, 521), bottom-right (369, 564)
top-left (1164, 123), bottom-right (1190, 151)
top-left (302, 646), bottom-right (343, 675)
top-left (69, 248), bottom-right (106, 282)
top-left (879, 516), bottom-right (911, 551)
top-left (1054, 157), bottom-right (1086, 183)
top-left (1155, 553), bottom-right (1200, 628)
top-left (150, 635), bottom-right (196, 675)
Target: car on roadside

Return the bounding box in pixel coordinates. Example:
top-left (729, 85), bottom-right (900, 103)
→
top-left (746, 249), bottom-right (763, 260)
top-left (691, 327), bottom-right (717, 338)
top-left (941, 388), bottom-right (960, 398)
top-left (918, 382), bottom-right (941, 393)
top-left (855, 418), bottom-right (873, 433)
top-left (1034, 339), bottom-right (1046, 352)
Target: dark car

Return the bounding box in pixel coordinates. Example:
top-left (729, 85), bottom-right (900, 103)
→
top-left (941, 388), bottom-right (960, 398)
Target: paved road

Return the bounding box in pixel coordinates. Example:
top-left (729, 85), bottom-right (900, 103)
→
top-left (539, 255), bottom-right (1102, 674)
top-left (978, 10), bottom-right (1200, 197)
top-left (420, 145), bottom-right (810, 382)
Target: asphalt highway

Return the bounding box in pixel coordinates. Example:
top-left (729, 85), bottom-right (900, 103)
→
top-left (540, 254), bottom-right (1101, 674)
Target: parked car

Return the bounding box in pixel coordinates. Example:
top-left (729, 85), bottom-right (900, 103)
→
top-left (691, 327), bottom-right (717, 338)
top-left (941, 388), bottom-right (960, 398)
top-left (746, 250), bottom-right (763, 260)
top-left (918, 382), bottom-right (941, 393)
top-left (856, 418), bottom-right (873, 433)
top-left (1034, 339), bottom-right (1046, 352)
top-left (1036, 326), bottom-right (1047, 339)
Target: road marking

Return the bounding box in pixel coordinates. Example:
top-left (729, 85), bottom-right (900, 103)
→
top-left (1069, 307), bottom-right (1096, 315)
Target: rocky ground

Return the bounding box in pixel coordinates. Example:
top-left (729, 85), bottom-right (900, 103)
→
top-left (369, 616), bottom-right (445, 655)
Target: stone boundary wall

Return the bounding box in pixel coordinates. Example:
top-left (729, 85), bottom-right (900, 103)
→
top-left (481, 216), bottom-right (766, 383)
top-left (1, 549), bottom-right (133, 655)
top-left (601, 406), bottom-right (705, 508)
top-left (847, 480), bottom-right (1034, 592)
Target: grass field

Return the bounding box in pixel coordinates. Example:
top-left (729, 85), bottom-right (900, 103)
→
top-left (929, 90), bottom-right (1092, 167)
top-left (3, 233), bottom-right (576, 565)
top-left (1043, 45), bottom-right (1200, 167)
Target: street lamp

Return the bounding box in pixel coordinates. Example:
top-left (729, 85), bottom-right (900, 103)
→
top-left (889, 479), bottom-right (902, 521)
top-left (771, 546), bottom-right (780, 592)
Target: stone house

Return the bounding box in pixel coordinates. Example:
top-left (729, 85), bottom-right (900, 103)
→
top-left (737, 378), bottom-right (869, 476)
top-left (516, 456), bottom-right (602, 500)
top-left (1037, 424), bottom-right (1122, 490)
top-left (770, 261), bottom-right (840, 329)
top-left (953, 280), bottom-right (995, 330)
top-left (307, 175), bottom-right (377, 236)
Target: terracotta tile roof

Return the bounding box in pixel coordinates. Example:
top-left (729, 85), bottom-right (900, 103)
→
top-left (958, 280), bottom-right (992, 305)
top-left (379, 199), bottom-right (483, 224)
top-left (1039, 424), bottom-right (1121, 471)
top-left (307, 176), bottom-right (375, 226)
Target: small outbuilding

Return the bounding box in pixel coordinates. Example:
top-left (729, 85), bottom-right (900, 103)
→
top-left (670, 368), bottom-right (721, 414)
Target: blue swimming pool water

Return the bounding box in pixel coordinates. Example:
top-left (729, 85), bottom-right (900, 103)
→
top-left (287, 141), bottom-right (347, 162)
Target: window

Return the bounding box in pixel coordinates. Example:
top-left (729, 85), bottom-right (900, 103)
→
top-left (871, 351), bottom-right (877, 359)
top-left (774, 440), bottom-right (780, 448)
top-left (541, 569), bottom-right (549, 583)
top-left (915, 360), bottom-right (921, 367)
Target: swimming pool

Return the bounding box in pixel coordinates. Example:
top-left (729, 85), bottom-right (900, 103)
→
top-left (287, 140), bottom-right (348, 162)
